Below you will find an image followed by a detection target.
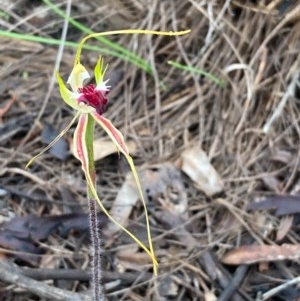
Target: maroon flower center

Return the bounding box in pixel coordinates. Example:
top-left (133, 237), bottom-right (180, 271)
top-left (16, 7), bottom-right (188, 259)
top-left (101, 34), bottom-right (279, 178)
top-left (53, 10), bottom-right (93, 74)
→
top-left (77, 84), bottom-right (108, 115)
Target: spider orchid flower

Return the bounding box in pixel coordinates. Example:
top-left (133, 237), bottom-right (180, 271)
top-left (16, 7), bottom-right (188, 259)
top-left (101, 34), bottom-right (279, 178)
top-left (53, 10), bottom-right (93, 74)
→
top-left (26, 29), bottom-right (191, 278)
top-left (26, 57), bottom-right (158, 274)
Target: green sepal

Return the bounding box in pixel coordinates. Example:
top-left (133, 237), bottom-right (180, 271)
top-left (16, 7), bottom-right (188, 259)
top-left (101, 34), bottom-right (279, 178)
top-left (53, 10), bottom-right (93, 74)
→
top-left (56, 71), bottom-right (93, 113)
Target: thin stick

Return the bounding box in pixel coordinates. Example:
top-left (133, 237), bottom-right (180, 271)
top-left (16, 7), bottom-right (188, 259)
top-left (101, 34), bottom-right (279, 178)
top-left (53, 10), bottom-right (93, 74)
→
top-left (260, 276), bottom-right (300, 300)
top-left (263, 69), bottom-right (300, 134)
top-left (0, 260), bottom-right (89, 301)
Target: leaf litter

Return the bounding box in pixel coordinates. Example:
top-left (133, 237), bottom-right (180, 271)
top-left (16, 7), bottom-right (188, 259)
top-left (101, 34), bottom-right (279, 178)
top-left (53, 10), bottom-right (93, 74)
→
top-left (1, 0), bottom-right (300, 300)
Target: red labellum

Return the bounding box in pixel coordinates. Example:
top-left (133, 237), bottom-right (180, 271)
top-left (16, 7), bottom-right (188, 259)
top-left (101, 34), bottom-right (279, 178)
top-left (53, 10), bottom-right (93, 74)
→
top-left (77, 84), bottom-right (108, 115)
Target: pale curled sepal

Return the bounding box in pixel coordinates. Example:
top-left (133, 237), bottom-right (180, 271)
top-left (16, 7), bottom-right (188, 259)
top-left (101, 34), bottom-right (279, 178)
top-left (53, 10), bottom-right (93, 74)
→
top-left (67, 63), bottom-right (90, 91)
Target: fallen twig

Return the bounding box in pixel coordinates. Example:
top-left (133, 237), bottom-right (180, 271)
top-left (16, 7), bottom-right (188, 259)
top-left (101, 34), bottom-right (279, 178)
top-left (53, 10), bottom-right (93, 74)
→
top-left (0, 260), bottom-right (90, 301)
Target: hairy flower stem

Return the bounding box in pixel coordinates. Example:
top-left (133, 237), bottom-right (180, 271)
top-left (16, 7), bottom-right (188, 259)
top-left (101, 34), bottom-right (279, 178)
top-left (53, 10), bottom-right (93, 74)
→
top-left (88, 198), bottom-right (104, 301)
top-left (83, 115), bottom-right (104, 300)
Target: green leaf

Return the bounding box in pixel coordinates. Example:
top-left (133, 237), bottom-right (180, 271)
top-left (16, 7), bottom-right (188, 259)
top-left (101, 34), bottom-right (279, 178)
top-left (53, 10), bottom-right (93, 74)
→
top-left (167, 60), bottom-right (226, 87)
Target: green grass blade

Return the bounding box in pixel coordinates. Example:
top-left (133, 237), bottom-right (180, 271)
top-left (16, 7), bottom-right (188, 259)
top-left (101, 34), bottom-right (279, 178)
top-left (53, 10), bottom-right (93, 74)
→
top-left (42, 0), bottom-right (152, 73)
top-left (168, 60), bottom-right (226, 87)
top-left (0, 30), bottom-right (147, 69)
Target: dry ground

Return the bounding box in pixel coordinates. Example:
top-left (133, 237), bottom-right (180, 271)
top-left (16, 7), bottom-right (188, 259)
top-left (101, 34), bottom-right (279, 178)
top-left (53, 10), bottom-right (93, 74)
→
top-left (1, 0), bottom-right (300, 301)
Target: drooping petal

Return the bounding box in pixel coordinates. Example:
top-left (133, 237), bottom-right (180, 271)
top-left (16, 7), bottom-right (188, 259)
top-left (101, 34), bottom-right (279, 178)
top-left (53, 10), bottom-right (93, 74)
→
top-left (67, 63), bottom-right (90, 91)
top-left (92, 112), bottom-right (158, 275)
top-left (74, 113), bottom-right (158, 273)
top-left (73, 114), bottom-right (89, 170)
top-left (83, 160), bottom-right (158, 274)
top-left (26, 112), bottom-right (80, 168)
top-left (91, 113), bottom-right (129, 156)
top-left (73, 114), bottom-right (96, 195)
top-left (56, 72), bottom-right (94, 114)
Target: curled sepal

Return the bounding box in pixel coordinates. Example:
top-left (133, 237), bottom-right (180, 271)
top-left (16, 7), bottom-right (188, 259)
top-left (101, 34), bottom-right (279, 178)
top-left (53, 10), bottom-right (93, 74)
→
top-left (25, 112), bottom-right (80, 168)
top-left (67, 63), bottom-right (90, 91)
top-left (74, 113), bottom-right (158, 274)
top-left (56, 72), bottom-right (93, 114)
top-left (92, 112), bottom-right (158, 275)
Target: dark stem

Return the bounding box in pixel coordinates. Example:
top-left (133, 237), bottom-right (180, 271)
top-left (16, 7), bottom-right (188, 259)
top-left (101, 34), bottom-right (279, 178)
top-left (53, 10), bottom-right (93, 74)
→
top-left (88, 198), bottom-right (104, 301)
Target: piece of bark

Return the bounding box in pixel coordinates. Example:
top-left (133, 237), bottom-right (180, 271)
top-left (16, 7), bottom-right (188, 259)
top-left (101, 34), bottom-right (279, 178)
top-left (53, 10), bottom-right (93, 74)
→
top-left (222, 244), bottom-right (300, 265)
